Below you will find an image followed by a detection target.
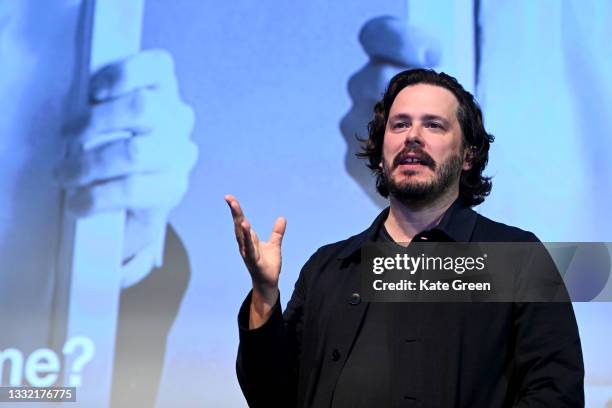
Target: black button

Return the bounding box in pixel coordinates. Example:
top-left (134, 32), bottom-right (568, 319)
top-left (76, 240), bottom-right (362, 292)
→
top-left (331, 349), bottom-right (341, 361)
top-left (349, 292), bottom-right (361, 305)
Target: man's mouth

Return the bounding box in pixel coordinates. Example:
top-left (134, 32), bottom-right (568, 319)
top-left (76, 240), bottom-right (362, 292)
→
top-left (394, 151), bottom-right (434, 169)
top-left (399, 156), bottom-right (425, 165)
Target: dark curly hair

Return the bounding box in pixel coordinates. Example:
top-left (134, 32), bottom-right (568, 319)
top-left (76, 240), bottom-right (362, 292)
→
top-left (357, 68), bottom-right (494, 207)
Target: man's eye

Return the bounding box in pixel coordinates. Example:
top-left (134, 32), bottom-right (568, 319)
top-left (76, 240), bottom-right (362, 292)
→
top-left (425, 122), bottom-right (443, 129)
top-left (393, 122), bottom-right (409, 129)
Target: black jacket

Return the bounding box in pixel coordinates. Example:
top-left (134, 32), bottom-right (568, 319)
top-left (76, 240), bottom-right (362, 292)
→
top-left (237, 203), bottom-right (584, 408)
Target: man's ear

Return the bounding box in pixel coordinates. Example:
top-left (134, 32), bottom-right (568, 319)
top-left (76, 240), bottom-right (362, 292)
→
top-left (463, 146), bottom-right (476, 171)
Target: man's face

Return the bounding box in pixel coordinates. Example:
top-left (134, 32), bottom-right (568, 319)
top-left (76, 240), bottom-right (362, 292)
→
top-left (381, 83), bottom-right (470, 204)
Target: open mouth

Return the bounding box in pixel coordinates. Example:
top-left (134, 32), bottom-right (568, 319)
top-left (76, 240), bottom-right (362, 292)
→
top-left (399, 157), bottom-right (426, 165)
top-left (394, 151), bottom-right (433, 169)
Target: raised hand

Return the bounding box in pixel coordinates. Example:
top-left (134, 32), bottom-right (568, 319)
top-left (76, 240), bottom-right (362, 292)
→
top-left (225, 195), bottom-right (286, 328)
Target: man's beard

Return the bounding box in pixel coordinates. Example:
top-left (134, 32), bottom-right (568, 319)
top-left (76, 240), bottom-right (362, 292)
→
top-left (382, 148), bottom-right (464, 207)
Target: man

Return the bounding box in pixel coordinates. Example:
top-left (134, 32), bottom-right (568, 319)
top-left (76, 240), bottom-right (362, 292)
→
top-left (341, 11), bottom-right (612, 406)
top-left (227, 69), bottom-right (583, 407)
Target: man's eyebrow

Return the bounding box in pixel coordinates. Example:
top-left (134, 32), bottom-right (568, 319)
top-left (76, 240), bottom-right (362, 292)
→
top-left (388, 113), bottom-right (451, 125)
top-left (421, 114), bottom-right (450, 125)
top-left (388, 113), bottom-right (411, 121)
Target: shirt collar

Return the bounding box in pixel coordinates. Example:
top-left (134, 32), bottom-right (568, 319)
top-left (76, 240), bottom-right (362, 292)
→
top-left (431, 197), bottom-right (478, 242)
top-left (337, 198), bottom-right (478, 260)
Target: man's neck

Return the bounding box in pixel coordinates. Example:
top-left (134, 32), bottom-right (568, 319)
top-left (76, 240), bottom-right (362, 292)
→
top-left (384, 191), bottom-right (459, 243)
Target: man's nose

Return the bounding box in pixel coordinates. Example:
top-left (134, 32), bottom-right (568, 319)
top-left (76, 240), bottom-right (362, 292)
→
top-left (404, 124), bottom-right (424, 147)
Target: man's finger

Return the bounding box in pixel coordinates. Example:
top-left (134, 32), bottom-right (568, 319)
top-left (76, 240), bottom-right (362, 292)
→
top-left (269, 217), bottom-right (287, 247)
top-left (90, 49), bottom-right (178, 102)
top-left (241, 220), bottom-right (259, 263)
top-left (225, 195), bottom-right (246, 224)
top-left (225, 195), bottom-right (248, 251)
top-left (359, 16), bottom-right (441, 67)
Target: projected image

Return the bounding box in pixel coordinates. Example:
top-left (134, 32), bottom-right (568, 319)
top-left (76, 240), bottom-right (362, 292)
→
top-left (0, 2), bottom-right (196, 407)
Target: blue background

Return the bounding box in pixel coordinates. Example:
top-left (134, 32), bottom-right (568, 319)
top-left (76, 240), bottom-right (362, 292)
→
top-left (0, 0), bottom-right (610, 406)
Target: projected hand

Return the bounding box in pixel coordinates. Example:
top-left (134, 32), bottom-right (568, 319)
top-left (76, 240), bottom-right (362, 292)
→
top-left (225, 195), bottom-right (286, 327)
top-left (340, 15), bottom-right (441, 204)
top-left (55, 50), bottom-right (198, 284)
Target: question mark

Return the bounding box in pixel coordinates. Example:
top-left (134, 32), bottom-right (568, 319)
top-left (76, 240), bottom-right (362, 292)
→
top-left (62, 336), bottom-right (95, 387)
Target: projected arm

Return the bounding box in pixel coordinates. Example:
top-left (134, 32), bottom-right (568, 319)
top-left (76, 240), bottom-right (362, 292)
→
top-left (55, 50), bottom-right (198, 287)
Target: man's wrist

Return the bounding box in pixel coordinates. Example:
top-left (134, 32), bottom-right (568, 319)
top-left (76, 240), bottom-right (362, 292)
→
top-left (249, 286), bottom-right (279, 330)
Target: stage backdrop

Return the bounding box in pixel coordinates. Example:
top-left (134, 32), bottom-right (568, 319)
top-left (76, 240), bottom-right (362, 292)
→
top-left (0, 1), bottom-right (610, 407)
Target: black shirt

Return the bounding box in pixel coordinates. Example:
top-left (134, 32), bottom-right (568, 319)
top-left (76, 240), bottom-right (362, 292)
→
top-left (331, 214), bottom-right (451, 407)
top-left (330, 300), bottom-right (391, 407)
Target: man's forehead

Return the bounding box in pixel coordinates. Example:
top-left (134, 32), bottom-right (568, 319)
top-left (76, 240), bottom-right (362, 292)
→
top-left (389, 83), bottom-right (459, 118)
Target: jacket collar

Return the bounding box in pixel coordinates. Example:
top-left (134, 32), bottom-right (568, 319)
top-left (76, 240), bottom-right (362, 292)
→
top-left (337, 198), bottom-right (478, 260)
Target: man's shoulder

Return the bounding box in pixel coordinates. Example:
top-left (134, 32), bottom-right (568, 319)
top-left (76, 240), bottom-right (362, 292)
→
top-left (309, 231), bottom-right (366, 262)
top-left (302, 209), bottom-right (543, 267)
top-left (472, 211), bottom-right (540, 243)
